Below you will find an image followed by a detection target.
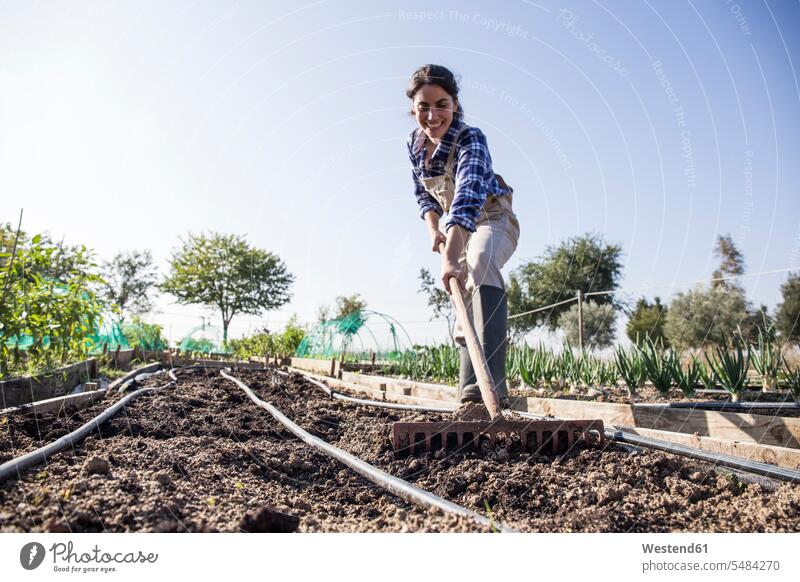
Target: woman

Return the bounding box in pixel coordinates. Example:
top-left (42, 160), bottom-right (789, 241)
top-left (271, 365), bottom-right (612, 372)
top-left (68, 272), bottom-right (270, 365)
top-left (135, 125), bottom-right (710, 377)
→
top-left (406, 64), bottom-right (520, 407)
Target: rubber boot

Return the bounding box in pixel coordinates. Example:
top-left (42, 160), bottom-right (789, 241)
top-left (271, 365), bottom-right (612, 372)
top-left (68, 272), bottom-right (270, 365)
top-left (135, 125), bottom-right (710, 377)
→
top-left (459, 285), bottom-right (509, 408)
top-left (458, 345), bottom-right (481, 403)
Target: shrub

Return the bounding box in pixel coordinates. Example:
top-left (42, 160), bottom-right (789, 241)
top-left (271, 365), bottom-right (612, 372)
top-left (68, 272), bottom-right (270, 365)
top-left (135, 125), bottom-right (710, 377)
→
top-left (557, 300), bottom-right (617, 349)
top-left (663, 284), bottom-right (747, 348)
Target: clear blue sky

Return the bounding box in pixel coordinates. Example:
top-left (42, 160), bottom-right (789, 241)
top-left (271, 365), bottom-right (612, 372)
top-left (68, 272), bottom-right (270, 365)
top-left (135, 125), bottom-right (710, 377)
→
top-left (2, 0), bottom-right (799, 346)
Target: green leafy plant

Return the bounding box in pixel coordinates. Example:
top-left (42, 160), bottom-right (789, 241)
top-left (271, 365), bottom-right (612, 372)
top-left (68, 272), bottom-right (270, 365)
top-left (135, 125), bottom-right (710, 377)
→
top-left (557, 342), bottom-right (583, 391)
top-left (749, 321), bottom-right (781, 392)
top-left (483, 499), bottom-right (498, 534)
top-left (383, 344), bottom-right (459, 384)
top-left (780, 356), bottom-right (800, 402)
top-left (1, 230), bottom-right (106, 378)
top-left (670, 355), bottom-right (701, 398)
top-left (706, 335), bottom-right (750, 401)
top-left (637, 338), bottom-right (676, 396)
top-left (508, 343), bottom-right (539, 388)
top-left (697, 358), bottom-right (717, 391)
top-left (614, 346), bottom-right (645, 397)
top-left (161, 232), bottom-right (294, 349)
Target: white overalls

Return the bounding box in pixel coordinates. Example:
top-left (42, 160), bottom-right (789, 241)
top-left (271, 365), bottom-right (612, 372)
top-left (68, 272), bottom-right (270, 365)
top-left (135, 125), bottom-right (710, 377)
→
top-left (418, 125), bottom-right (520, 344)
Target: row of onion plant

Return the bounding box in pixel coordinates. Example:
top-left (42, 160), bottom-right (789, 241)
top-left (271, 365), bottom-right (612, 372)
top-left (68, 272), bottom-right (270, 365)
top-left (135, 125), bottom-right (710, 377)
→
top-left (381, 330), bottom-right (800, 402)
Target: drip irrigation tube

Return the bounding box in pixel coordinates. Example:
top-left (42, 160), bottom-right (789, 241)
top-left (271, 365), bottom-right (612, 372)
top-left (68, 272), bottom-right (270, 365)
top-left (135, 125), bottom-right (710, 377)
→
top-left (636, 401), bottom-right (800, 411)
top-left (107, 362), bottom-right (162, 391)
top-left (219, 370), bottom-right (513, 533)
top-left (301, 374), bottom-right (457, 413)
top-left (516, 411), bottom-right (800, 483)
top-left (291, 370), bottom-right (800, 484)
top-left (608, 429), bottom-right (800, 483)
top-left (0, 379), bottom-right (175, 485)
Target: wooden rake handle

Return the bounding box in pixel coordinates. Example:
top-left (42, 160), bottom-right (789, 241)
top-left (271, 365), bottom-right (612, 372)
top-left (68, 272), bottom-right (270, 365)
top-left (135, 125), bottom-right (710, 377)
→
top-left (439, 242), bottom-right (503, 420)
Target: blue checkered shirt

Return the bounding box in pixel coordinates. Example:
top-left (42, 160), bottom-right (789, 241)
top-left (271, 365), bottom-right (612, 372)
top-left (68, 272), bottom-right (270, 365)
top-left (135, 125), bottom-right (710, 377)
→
top-left (407, 117), bottom-right (511, 233)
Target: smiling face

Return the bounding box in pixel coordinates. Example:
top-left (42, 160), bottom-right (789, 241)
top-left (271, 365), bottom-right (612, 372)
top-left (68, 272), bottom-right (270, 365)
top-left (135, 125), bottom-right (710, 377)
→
top-left (412, 83), bottom-right (458, 143)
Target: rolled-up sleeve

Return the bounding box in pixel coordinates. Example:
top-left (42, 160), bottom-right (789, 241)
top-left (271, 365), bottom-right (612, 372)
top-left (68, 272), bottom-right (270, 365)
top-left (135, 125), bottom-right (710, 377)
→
top-left (446, 128), bottom-right (491, 233)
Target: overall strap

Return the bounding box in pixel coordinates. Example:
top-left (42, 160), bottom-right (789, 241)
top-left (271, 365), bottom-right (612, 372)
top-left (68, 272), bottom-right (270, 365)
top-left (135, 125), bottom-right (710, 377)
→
top-left (444, 125), bottom-right (469, 178)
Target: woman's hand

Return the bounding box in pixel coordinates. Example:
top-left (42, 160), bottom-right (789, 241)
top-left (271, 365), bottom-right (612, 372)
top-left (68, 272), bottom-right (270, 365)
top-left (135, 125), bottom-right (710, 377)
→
top-left (441, 256), bottom-right (467, 294)
top-left (429, 228), bottom-right (446, 253)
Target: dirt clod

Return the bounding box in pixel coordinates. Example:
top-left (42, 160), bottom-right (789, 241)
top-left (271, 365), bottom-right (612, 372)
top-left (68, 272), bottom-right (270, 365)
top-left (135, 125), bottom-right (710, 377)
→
top-left (239, 506), bottom-right (300, 533)
top-left (83, 457), bottom-right (111, 476)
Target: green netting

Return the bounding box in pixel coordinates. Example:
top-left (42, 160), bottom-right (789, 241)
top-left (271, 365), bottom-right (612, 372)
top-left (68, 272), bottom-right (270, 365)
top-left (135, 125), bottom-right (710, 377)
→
top-left (4, 334), bottom-right (37, 350)
top-left (5, 315), bottom-right (128, 352)
top-left (122, 321), bottom-right (166, 351)
top-left (295, 310), bottom-right (412, 361)
top-left (179, 322), bottom-right (226, 353)
top-left (87, 318), bottom-right (129, 352)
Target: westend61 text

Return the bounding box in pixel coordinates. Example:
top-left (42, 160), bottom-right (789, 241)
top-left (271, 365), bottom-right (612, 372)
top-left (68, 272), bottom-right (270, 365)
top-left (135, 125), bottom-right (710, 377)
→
top-left (642, 543), bottom-right (708, 554)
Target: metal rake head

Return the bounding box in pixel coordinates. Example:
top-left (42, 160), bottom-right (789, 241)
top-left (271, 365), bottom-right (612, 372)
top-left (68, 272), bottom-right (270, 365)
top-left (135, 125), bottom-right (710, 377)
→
top-left (392, 418), bottom-right (604, 457)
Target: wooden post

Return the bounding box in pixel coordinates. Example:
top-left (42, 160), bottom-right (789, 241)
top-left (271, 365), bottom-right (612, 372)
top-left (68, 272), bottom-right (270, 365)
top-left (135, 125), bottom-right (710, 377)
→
top-left (370, 351), bottom-right (376, 366)
top-left (576, 290), bottom-right (584, 351)
top-left (330, 357), bottom-right (336, 377)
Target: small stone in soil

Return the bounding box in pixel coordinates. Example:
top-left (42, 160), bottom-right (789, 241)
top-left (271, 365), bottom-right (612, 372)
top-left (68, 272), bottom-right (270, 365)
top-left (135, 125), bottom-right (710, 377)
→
top-left (239, 507), bottom-right (300, 533)
top-left (44, 519), bottom-right (71, 533)
top-left (153, 472), bottom-right (172, 486)
top-left (83, 457), bottom-right (111, 476)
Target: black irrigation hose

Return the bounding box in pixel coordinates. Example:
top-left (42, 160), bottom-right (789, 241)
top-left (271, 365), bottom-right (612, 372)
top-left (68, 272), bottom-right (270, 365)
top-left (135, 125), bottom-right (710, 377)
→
top-left (636, 402), bottom-right (800, 411)
top-left (219, 370), bottom-right (513, 533)
top-left (301, 373), bottom-right (457, 413)
top-left (0, 379), bottom-right (175, 485)
top-left (289, 369), bottom-right (800, 485)
top-left (609, 430), bottom-right (800, 483)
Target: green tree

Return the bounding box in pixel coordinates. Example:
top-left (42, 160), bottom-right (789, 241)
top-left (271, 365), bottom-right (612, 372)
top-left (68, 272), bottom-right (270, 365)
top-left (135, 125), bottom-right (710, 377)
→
top-left (418, 268), bottom-right (455, 342)
top-left (101, 250), bottom-right (158, 322)
top-left (0, 221), bottom-right (27, 269)
top-left (663, 284), bottom-right (747, 348)
top-left (316, 294), bottom-right (367, 324)
top-left (711, 234), bottom-right (745, 288)
top-left (508, 233), bottom-right (623, 335)
top-left (557, 300), bottom-right (617, 349)
top-left (775, 272), bottom-right (800, 343)
top-left (1, 233), bottom-right (106, 376)
top-left (334, 294), bottom-right (367, 319)
top-left (277, 314), bottom-right (306, 356)
top-left (626, 297), bottom-right (669, 346)
top-left (161, 232), bottom-right (293, 348)
top-left (121, 316), bottom-right (166, 351)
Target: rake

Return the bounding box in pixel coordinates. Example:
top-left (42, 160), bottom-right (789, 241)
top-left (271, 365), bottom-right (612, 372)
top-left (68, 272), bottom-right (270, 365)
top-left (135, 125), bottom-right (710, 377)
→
top-left (392, 254), bottom-right (604, 456)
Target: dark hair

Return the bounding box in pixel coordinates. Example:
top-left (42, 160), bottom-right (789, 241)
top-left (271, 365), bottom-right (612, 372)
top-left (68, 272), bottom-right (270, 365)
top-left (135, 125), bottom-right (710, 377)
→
top-left (406, 64), bottom-right (464, 120)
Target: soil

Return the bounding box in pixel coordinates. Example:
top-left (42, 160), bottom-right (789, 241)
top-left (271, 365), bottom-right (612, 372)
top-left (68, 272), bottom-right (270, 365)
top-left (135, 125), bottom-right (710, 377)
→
top-left (238, 369), bottom-right (800, 532)
top-left (0, 369), bottom-right (486, 533)
top-left (0, 390), bottom-right (128, 465)
top-left (2, 366), bottom-right (799, 533)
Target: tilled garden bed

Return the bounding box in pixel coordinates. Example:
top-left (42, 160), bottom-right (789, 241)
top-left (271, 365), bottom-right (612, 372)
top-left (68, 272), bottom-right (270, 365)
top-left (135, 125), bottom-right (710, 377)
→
top-left (3, 366), bottom-right (799, 532)
top-left (0, 369), bottom-right (484, 533)
top-left (235, 369), bottom-right (800, 532)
